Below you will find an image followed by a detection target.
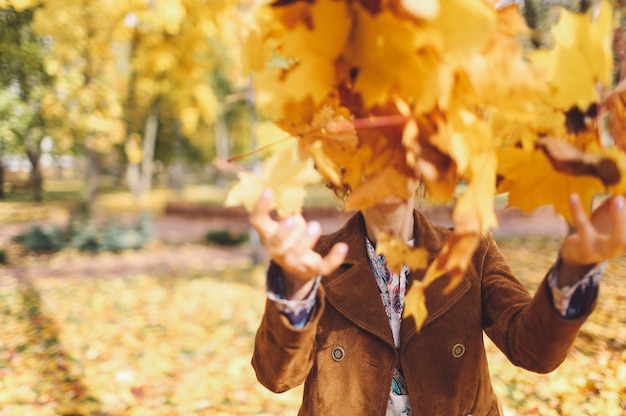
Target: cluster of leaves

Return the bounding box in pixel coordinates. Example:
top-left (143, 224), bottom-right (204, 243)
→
top-left (0, 238), bottom-right (623, 415)
top-left (226, 0), bottom-right (626, 329)
top-left (11, 213), bottom-right (154, 254)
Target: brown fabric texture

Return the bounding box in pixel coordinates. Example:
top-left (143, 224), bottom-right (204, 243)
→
top-left (251, 211), bottom-right (596, 415)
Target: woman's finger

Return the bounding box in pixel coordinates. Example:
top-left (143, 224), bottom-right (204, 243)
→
top-left (319, 242), bottom-right (349, 276)
top-left (250, 189), bottom-right (278, 240)
top-left (272, 215), bottom-right (307, 257)
top-left (608, 195), bottom-right (626, 247)
top-left (568, 193), bottom-right (594, 239)
top-left (303, 220), bottom-right (323, 248)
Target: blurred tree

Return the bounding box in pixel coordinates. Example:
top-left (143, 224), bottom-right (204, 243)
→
top-left (0, 88), bottom-right (28, 198)
top-left (0, 3), bottom-right (52, 201)
top-left (3, 0), bottom-right (252, 206)
top-left (31, 0), bottom-right (128, 209)
top-left (118, 0), bottom-right (244, 202)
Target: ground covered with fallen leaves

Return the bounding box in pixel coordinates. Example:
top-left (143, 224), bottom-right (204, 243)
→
top-left (0, 221), bottom-right (624, 415)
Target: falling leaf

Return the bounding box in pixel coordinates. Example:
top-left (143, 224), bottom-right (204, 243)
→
top-left (375, 233), bottom-right (428, 275)
top-left (423, 231), bottom-right (480, 293)
top-left (342, 4), bottom-right (446, 112)
top-left (527, 0), bottom-right (613, 110)
top-left (249, 0), bottom-right (352, 121)
top-left (224, 149), bottom-right (321, 217)
top-left (403, 280), bottom-right (428, 332)
top-left (497, 147), bottom-right (605, 223)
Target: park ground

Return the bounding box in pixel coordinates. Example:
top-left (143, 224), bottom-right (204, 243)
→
top-left (0, 192), bottom-right (624, 415)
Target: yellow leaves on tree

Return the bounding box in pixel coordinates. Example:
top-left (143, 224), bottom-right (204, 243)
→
top-left (227, 0), bottom-right (625, 329)
top-left (0, 0), bottom-right (38, 11)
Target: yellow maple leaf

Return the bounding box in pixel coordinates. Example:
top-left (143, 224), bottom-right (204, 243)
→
top-left (268, 105), bottom-right (359, 188)
top-left (496, 147), bottom-right (605, 224)
top-left (454, 152), bottom-right (498, 233)
top-left (403, 281), bottom-right (428, 332)
top-left (425, 0), bottom-right (496, 53)
top-left (375, 233), bottom-right (429, 276)
top-left (255, 121), bottom-right (294, 157)
top-left (527, 0), bottom-right (613, 110)
top-left (343, 4), bottom-right (447, 112)
top-left (422, 231), bottom-right (481, 293)
top-left (248, 0), bottom-right (352, 120)
top-left (342, 126), bottom-right (417, 211)
top-left (346, 165), bottom-right (413, 211)
top-left (224, 149), bottom-right (321, 217)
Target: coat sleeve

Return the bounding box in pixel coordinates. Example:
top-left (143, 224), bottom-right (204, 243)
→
top-left (251, 261), bottom-right (326, 393)
top-left (481, 234), bottom-right (597, 374)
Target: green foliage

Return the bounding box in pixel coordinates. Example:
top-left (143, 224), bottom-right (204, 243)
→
top-left (0, 248), bottom-right (6, 264)
top-left (12, 212), bottom-right (155, 253)
top-left (100, 213), bottom-right (154, 252)
top-left (68, 223), bottom-right (100, 253)
top-left (0, 6), bottom-right (48, 88)
top-left (12, 224), bottom-right (68, 253)
top-left (205, 230), bottom-right (249, 247)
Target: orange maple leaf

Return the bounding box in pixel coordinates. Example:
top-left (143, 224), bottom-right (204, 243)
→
top-left (496, 147), bottom-right (605, 224)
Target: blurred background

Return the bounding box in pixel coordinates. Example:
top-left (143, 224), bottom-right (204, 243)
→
top-left (0, 0), bottom-right (624, 415)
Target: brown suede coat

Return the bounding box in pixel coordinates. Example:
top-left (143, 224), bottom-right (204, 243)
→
top-left (252, 211), bottom-right (596, 415)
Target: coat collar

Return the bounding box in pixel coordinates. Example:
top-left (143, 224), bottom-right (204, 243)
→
top-left (317, 210), bottom-right (471, 348)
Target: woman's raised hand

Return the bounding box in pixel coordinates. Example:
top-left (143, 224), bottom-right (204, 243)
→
top-left (250, 189), bottom-right (348, 299)
top-left (559, 194), bottom-right (626, 284)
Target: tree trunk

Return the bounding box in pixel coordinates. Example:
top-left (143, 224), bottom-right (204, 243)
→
top-left (139, 108), bottom-right (158, 199)
top-left (0, 139), bottom-right (4, 199)
top-left (0, 161), bottom-right (4, 200)
top-left (84, 150), bottom-right (101, 211)
top-left (215, 119), bottom-right (229, 188)
top-left (25, 137), bottom-right (43, 203)
top-left (126, 160), bottom-right (140, 198)
top-left (126, 104), bottom-right (159, 203)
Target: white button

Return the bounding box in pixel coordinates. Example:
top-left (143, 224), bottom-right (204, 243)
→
top-left (452, 343), bottom-right (465, 358)
top-left (331, 346), bottom-right (345, 362)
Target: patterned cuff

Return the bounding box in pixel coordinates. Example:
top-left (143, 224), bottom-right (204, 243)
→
top-left (548, 256), bottom-right (604, 319)
top-left (267, 272), bottom-right (320, 329)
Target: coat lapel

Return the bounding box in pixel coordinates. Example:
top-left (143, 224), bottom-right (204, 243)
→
top-left (319, 213), bottom-right (395, 349)
top-left (317, 210), bottom-right (472, 349)
top-left (400, 211), bottom-right (472, 345)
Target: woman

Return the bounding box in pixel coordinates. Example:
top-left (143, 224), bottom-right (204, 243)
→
top-left (249, 181), bottom-right (626, 415)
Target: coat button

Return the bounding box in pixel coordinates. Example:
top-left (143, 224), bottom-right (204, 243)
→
top-left (331, 346), bottom-right (345, 362)
top-left (451, 343), bottom-right (465, 358)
